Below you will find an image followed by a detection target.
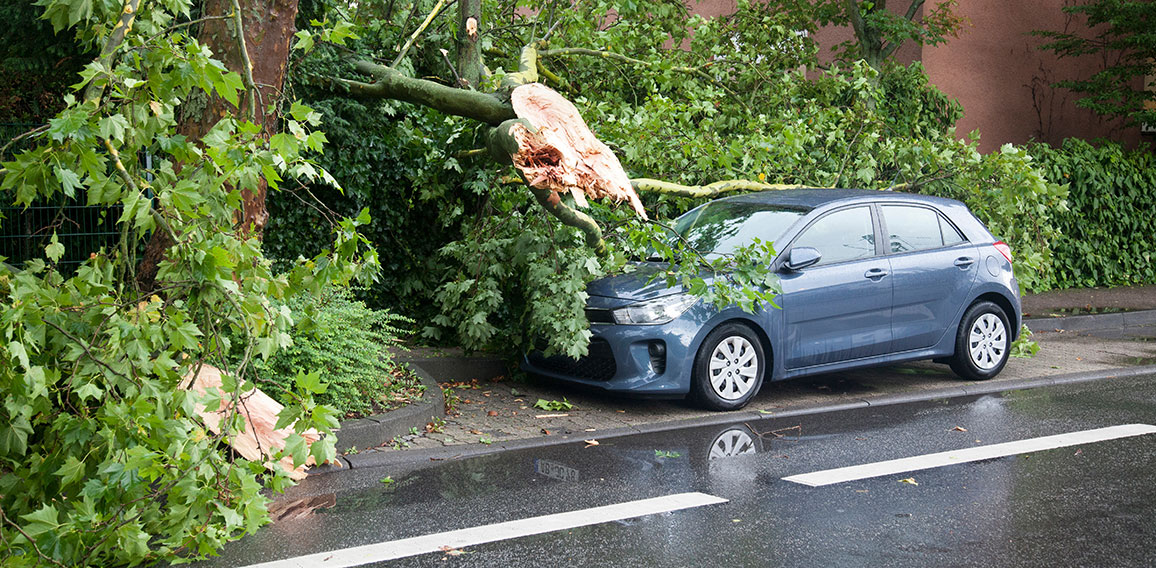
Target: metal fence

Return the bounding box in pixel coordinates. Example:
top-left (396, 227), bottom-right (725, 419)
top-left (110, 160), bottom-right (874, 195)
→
top-left (1, 123), bottom-right (124, 271)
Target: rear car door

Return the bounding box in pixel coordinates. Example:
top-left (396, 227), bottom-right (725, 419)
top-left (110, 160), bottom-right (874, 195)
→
top-left (779, 205), bottom-right (893, 369)
top-left (881, 204), bottom-right (980, 352)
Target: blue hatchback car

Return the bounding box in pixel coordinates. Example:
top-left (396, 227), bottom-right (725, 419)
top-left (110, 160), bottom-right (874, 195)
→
top-left (524, 189), bottom-right (1022, 410)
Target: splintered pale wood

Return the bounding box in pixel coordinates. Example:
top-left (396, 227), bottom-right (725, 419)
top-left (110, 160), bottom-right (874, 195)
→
top-left (510, 83), bottom-right (647, 219)
top-left (184, 365), bottom-right (327, 481)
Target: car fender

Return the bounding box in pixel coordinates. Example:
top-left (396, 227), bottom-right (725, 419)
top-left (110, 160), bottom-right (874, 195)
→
top-left (684, 306), bottom-right (777, 382)
top-left (933, 282), bottom-right (1022, 352)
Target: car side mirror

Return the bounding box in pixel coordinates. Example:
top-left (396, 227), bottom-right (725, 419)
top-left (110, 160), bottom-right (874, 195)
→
top-left (783, 247), bottom-right (822, 271)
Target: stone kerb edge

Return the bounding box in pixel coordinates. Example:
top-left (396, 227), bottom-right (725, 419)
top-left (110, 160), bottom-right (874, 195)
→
top-left (331, 362), bottom-right (445, 455)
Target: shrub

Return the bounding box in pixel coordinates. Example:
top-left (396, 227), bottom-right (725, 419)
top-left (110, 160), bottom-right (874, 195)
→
top-left (1029, 139), bottom-right (1156, 288)
top-left (249, 288), bottom-right (416, 417)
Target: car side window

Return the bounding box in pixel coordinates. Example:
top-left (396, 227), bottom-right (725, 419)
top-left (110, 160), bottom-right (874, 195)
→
top-left (939, 214), bottom-right (965, 246)
top-left (882, 205), bottom-right (962, 253)
top-left (793, 206), bottom-right (876, 265)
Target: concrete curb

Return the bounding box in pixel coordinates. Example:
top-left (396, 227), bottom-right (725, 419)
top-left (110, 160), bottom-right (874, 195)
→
top-left (394, 352), bottom-right (508, 384)
top-left (1025, 308), bottom-right (1156, 332)
top-left (331, 364), bottom-right (444, 454)
top-left (334, 364), bottom-right (1156, 471)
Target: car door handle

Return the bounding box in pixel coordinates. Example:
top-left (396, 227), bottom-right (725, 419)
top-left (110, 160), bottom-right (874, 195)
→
top-left (864, 268), bottom-right (889, 280)
top-left (954, 257), bottom-right (975, 268)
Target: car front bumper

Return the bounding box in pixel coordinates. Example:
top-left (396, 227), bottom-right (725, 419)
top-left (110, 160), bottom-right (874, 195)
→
top-left (522, 307), bottom-right (708, 397)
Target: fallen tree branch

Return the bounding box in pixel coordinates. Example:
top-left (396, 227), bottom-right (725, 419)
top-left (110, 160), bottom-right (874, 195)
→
top-left (392, 0), bottom-right (451, 67)
top-left (83, 0), bottom-right (141, 105)
top-left (228, 0), bottom-right (259, 116)
top-left (0, 125), bottom-right (48, 157)
top-left (528, 185), bottom-right (605, 253)
top-left (347, 59), bottom-right (516, 125)
top-left (631, 178), bottom-right (822, 198)
top-left (535, 59), bottom-right (570, 91)
top-left (501, 44), bottom-right (541, 88)
top-left (102, 138), bottom-right (179, 242)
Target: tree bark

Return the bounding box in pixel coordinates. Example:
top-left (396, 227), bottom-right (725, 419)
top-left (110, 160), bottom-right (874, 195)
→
top-left (348, 59), bottom-right (516, 125)
top-left (456, 0), bottom-right (482, 87)
top-left (137, 0), bottom-right (299, 293)
top-left (631, 178), bottom-right (819, 198)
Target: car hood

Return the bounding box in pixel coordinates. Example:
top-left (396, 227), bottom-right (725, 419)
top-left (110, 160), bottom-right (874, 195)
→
top-left (586, 262), bottom-right (686, 302)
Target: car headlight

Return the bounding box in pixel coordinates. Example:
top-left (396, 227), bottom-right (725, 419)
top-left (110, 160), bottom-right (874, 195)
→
top-left (612, 294), bottom-right (699, 325)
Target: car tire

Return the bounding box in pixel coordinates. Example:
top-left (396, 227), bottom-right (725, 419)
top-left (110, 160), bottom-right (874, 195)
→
top-left (691, 322), bottom-right (766, 411)
top-left (950, 301), bottom-right (1011, 381)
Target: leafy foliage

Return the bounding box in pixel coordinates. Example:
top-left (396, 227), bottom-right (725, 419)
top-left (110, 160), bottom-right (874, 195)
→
top-left (533, 398), bottom-right (573, 411)
top-left (1034, 0), bottom-right (1156, 127)
top-left (749, 0), bottom-right (965, 68)
top-left (245, 287), bottom-right (416, 417)
top-left (425, 189), bottom-right (606, 356)
top-left (275, 0), bottom-right (1063, 359)
top-left (1029, 138), bottom-right (1156, 288)
top-left (0, 0), bottom-right (377, 564)
top-left (1010, 324), bottom-right (1040, 358)
top-left (267, 1), bottom-right (498, 317)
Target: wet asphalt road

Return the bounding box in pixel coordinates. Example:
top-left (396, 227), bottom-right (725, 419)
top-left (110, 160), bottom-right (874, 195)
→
top-left (204, 373), bottom-right (1156, 568)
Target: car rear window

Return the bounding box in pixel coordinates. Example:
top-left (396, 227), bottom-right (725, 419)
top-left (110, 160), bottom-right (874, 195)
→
top-left (882, 205), bottom-right (966, 253)
top-left (674, 202), bottom-right (806, 256)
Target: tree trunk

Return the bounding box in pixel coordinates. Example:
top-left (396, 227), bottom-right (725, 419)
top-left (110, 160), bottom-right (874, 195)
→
top-left (456, 0), bottom-right (482, 87)
top-left (137, 0), bottom-right (299, 292)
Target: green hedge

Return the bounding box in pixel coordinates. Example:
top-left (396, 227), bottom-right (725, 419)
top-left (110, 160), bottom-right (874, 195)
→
top-left (1030, 139), bottom-right (1156, 289)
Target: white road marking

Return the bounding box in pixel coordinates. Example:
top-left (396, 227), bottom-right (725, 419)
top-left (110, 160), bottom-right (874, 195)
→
top-left (783, 423), bottom-right (1156, 487)
top-left (238, 492), bottom-right (728, 568)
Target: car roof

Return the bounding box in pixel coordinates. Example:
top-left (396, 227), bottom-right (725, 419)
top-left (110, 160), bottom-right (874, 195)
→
top-left (721, 188), bottom-right (960, 209)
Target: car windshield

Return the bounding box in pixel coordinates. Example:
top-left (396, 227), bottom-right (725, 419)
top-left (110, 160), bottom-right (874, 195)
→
top-left (671, 201), bottom-right (807, 257)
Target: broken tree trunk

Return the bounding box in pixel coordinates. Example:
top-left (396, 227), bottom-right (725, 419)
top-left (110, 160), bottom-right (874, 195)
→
top-left (338, 45), bottom-right (647, 249)
top-left (508, 83), bottom-right (646, 219)
top-left (183, 365), bottom-right (327, 481)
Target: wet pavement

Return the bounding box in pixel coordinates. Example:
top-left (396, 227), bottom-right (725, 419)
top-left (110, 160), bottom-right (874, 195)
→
top-left (201, 372), bottom-right (1156, 567)
top-left (341, 321), bottom-right (1156, 465)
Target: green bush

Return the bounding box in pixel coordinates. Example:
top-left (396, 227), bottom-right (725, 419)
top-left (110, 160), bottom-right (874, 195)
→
top-left (250, 288), bottom-right (416, 418)
top-left (1030, 139), bottom-right (1156, 288)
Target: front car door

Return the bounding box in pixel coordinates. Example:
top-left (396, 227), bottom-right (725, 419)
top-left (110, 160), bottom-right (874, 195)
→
top-left (779, 205), bottom-right (893, 369)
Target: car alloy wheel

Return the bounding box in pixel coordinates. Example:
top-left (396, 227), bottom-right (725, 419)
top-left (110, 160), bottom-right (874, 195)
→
top-left (968, 313), bottom-right (1007, 370)
top-left (709, 336), bottom-right (759, 400)
top-left (950, 301), bottom-right (1011, 381)
top-left (692, 322), bottom-right (766, 411)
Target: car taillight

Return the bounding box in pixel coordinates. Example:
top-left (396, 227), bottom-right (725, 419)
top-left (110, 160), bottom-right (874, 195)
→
top-left (993, 241), bottom-right (1013, 263)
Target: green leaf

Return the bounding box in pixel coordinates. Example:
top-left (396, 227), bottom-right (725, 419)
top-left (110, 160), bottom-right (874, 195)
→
top-left (309, 436), bottom-right (336, 465)
top-left (7, 340), bottom-right (30, 369)
top-left (45, 232), bottom-right (65, 262)
top-left (293, 30), bottom-right (315, 52)
top-left (0, 416), bottom-right (32, 456)
top-left (19, 505), bottom-right (60, 537)
top-left (74, 382), bottom-right (103, 401)
top-left (294, 370), bottom-right (327, 395)
top-left (56, 456), bottom-right (87, 487)
top-left (54, 166), bottom-right (82, 197)
top-left (98, 114), bottom-right (128, 142)
top-left (289, 101), bottom-right (315, 123)
top-left (116, 523), bottom-right (151, 559)
top-left (215, 70), bottom-right (245, 107)
top-left (283, 433), bottom-right (308, 468)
